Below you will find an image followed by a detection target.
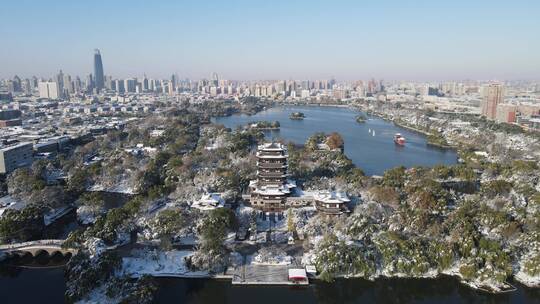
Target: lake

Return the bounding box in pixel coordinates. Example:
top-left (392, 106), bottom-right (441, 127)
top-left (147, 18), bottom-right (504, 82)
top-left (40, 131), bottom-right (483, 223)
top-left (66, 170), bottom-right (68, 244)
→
top-left (0, 107), bottom-right (522, 303)
top-left (213, 106), bottom-right (458, 176)
top-left (1, 266), bottom-right (539, 303)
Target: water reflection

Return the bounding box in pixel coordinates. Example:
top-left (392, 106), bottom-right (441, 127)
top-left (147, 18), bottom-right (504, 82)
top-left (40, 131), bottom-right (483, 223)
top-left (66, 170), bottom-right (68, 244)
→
top-left (0, 265), bottom-right (538, 303)
top-left (152, 277), bottom-right (540, 304)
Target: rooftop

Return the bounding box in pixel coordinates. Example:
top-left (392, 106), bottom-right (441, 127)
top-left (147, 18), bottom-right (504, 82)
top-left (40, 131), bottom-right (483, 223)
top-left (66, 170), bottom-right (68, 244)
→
top-left (0, 141), bottom-right (33, 151)
top-left (258, 142), bottom-right (286, 151)
top-left (191, 193), bottom-right (225, 211)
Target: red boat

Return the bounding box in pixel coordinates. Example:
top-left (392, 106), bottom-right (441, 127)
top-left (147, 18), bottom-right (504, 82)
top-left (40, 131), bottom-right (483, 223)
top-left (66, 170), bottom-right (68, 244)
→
top-left (394, 133), bottom-right (406, 146)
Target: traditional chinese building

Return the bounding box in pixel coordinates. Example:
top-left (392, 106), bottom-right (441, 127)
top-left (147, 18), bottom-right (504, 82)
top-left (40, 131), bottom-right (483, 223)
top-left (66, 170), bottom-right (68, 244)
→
top-left (191, 193), bottom-right (225, 211)
top-left (249, 142), bottom-right (296, 212)
top-left (313, 190), bottom-right (350, 216)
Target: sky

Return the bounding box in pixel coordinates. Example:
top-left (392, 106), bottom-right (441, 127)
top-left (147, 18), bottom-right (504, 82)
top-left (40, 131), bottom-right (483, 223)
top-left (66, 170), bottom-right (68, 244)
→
top-left (1, 0), bottom-right (539, 81)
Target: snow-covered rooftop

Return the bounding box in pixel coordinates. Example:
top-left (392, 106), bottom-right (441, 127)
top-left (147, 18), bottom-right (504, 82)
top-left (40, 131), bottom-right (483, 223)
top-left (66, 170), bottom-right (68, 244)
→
top-left (258, 142), bottom-right (286, 151)
top-left (314, 190), bottom-right (350, 204)
top-left (191, 193), bottom-right (225, 211)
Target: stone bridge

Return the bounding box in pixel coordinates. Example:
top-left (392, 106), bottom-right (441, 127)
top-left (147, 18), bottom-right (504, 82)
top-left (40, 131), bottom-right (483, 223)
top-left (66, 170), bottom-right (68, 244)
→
top-left (0, 239), bottom-right (78, 259)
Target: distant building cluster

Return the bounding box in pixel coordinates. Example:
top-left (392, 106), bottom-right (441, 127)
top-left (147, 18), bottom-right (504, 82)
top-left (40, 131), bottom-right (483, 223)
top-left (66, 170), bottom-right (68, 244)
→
top-left (478, 82), bottom-right (540, 129)
top-left (0, 49), bottom-right (539, 153)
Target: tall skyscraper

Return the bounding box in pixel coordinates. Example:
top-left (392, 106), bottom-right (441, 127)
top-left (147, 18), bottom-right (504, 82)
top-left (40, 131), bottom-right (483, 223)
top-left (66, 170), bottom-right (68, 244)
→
top-left (169, 74), bottom-right (176, 95)
top-left (63, 74), bottom-right (73, 95)
top-left (74, 76), bottom-right (82, 93)
top-left (211, 72), bottom-right (219, 87)
top-left (56, 70), bottom-right (64, 98)
top-left (23, 78), bottom-right (31, 94)
top-left (481, 83), bottom-right (504, 120)
top-left (86, 74), bottom-right (94, 92)
top-left (105, 76), bottom-right (113, 90)
top-left (31, 76), bottom-right (39, 89)
top-left (93, 49), bottom-right (105, 92)
top-left (142, 74), bottom-right (149, 91)
top-left (12, 75), bottom-right (22, 92)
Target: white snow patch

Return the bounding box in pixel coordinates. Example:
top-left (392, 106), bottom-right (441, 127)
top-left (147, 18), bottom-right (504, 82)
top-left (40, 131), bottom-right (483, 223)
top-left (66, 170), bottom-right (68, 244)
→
top-left (514, 270), bottom-right (540, 287)
top-left (121, 249), bottom-right (209, 278)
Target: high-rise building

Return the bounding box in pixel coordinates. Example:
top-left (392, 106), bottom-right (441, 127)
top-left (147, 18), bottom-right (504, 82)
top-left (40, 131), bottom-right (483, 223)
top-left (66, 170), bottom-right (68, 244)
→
top-left (74, 76), bottom-right (82, 93)
top-left (211, 72), bottom-right (219, 87)
top-left (105, 76), bottom-right (113, 90)
top-left (161, 80), bottom-right (167, 94)
top-left (23, 78), bottom-right (32, 94)
top-left (142, 75), bottom-right (149, 91)
top-left (85, 74), bottom-right (94, 92)
top-left (38, 81), bottom-right (60, 99)
top-left (169, 75), bottom-right (176, 95)
top-left (63, 74), bottom-right (73, 95)
top-left (125, 78), bottom-right (136, 93)
top-left (496, 104), bottom-right (517, 123)
top-left (115, 79), bottom-right (125, 93)
top-left (481, 83), bottom-right (504, 120)
top-left (367, 79), bottom-right (376, 94)
top-left (0, 142), bottom-right (33, 174)
top-left (93, 49), bottom-right (105, 92)
top-left (12, 75), bottom-right (22, 92)
top-left (31, 76), bottom-right (39, 89)
top-left (56, 70), bottom-right (64, 98)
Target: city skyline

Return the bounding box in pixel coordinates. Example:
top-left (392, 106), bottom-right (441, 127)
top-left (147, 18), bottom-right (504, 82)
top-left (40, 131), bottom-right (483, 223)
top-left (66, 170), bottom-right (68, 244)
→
top-left (1, 0), bottom-right (540, 80)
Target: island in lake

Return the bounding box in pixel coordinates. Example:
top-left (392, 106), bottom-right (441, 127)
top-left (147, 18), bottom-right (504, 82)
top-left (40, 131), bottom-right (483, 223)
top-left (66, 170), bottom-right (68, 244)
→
top-left (356, 114), bottom-right (367, 123)
top-left (289, 112), bottom-right (305, 120)
top-left (247, 120), bottom-right (280, 130)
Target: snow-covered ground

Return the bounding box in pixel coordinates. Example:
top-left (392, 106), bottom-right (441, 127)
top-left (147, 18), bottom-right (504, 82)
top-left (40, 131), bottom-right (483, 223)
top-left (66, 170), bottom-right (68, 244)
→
top-left (76, 284), bottom-right (120, 304)
top-left (514, 271), bottom-right (540, 288)
top-left (77, 205), bottom-right (104, 225)
top-left (0, 195), bottom-right (27, 218)
top-left (88, 182), bottom-right (136, 195)
top-left (43, 205), bottom-right (73, 225)
top-left (251, 247), bottom-right (293, 266)
top-left (121, 249), bottom-right (209, 278)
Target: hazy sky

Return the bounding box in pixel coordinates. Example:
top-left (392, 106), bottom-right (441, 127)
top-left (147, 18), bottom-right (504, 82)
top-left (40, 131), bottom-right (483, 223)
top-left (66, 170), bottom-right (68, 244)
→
top-left (1, 0), bottom-right (539, 80)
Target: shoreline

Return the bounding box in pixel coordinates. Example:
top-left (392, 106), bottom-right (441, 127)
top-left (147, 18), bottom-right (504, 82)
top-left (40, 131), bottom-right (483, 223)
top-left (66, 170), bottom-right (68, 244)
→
top-left (358, 108), bottom-right (458, 150)
top-left (8, 250), bottom-right (531, 295)
top-left (120, 259), bottom-right (538, 294)
top-left (251, 127), bottom-right (280, 131)
top-left (329, 270), bottom-right (527, 295)
top-left (215, 102), bottom-right (356, 119)
top-left (129, 268), bottom-right (536, 294)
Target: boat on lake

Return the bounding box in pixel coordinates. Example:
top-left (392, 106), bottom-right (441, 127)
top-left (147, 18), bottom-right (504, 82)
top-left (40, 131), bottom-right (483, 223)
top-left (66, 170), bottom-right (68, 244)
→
top-left (394, 133), bottom-right (405, 145)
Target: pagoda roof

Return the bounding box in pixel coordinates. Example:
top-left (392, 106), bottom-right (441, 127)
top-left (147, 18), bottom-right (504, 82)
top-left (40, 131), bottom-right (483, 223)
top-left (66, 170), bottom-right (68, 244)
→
top-left (258, 142), bottom-right (286, 151)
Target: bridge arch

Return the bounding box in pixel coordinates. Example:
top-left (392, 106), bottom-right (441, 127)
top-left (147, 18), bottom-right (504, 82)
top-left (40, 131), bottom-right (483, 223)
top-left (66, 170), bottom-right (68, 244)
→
top-left (50, 250), bottom-right (65, 260)
top-left (0, 239), bottom-right (79, 260)
top-left (33, 249), bottom-right (50, 258)
top-left (15, 251), bottom-right (33, 259)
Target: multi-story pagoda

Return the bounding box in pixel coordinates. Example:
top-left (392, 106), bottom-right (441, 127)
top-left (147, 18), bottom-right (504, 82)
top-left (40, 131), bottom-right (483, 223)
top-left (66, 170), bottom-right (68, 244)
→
top-left (249, 142), bottom-right (296, 212)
